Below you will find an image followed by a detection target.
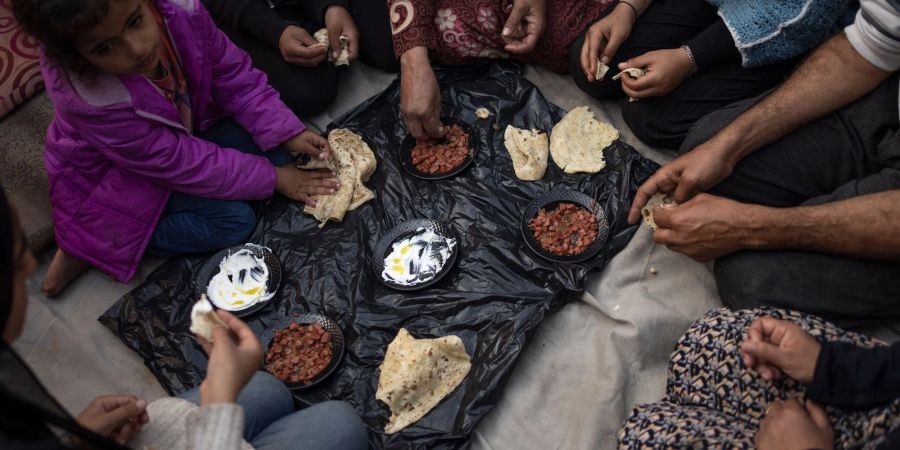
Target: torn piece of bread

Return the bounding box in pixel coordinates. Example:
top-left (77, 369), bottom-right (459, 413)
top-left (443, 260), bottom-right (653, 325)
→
top-left (475, 107), bottom-right (490, 119)
top-left (190, 294), bottom-right (226, 341)
top-left (594, 59), bottom-right (609, 82)
top-left (313, 29), bottom-right (350, 66)
top-left (503, 125), bottom-right (549, 181)
top-left (641, 193), bottom-right (674, 230)
top-left (611, 67), bottom-right (646, 81)
top-left (301, 129), bottom-right (376, 227)
top-left (549, 106), bottom-right (619, 174)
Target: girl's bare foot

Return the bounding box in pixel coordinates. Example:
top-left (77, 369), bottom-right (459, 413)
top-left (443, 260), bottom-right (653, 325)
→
top-left (42, 249), bottom-right (90, 297)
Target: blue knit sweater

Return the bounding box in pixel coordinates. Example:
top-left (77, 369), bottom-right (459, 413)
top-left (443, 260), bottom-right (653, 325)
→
top-left (708, 0), bottom-right (858, 67)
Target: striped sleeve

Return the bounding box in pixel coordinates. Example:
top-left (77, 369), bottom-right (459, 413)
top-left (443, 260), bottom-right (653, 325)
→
top-left (845, 0), bottom-right (900, 71)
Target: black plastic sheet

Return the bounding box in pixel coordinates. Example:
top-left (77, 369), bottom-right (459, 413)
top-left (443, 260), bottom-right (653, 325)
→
top-left (100, 62), bottom-right (658, 449)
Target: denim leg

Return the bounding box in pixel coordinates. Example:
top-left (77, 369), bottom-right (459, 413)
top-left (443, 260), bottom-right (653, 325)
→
top-left (177, 372), bottom-right (295, 442)
top-left (198, 117), bottom-right (293, 167)
top-left (145, 192), bottom-right (257, 257)
top-left (250, 400), bottom-right (369, 450)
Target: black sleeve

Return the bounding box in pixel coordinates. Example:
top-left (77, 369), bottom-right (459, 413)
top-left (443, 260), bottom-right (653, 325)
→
top-left (806, 341), bottom-right (900, 410)
top-left (684, 17), bottom-right (740, 71)
top-left (201, 0), bottom-right (298, 49)
top-left (311, 0), bottom-right (350, 23)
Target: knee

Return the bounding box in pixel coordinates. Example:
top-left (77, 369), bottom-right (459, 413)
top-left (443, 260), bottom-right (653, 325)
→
top-left (621, 100), bottom-right (684, 149)
top-left (216, 202), bottom-right (257, 246)
top-left (241, 372), bottom-right (293, 414)
top-left (714, 252), bottom-right (770, 312)
top-left (312, 401), bottom-right (368, 450)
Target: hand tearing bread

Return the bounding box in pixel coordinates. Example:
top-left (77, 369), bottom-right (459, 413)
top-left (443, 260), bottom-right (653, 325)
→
top-left (594, 58), bottom-right (609, 82)
top-left (301, 129), bottom-right (376, 227)
top-left (313, 29), bottom-right (351, 66)
top-left (641, 193), bottom-right (674, 230)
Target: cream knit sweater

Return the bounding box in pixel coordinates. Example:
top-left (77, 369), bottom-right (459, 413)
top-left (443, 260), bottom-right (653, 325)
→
top-left (127, 398), bottom-right (254, 450)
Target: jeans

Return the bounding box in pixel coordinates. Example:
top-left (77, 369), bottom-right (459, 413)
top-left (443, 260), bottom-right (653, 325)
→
top-left (145, 119), bottom-right (291, 257)
top-left (179, 372), bottom-right (368, 450)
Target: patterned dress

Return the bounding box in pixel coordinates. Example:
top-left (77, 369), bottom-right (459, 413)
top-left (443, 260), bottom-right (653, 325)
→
top-left (619, 308), bottom-right (900, 449)
top-left (387, 0), bottom-right (613, 72)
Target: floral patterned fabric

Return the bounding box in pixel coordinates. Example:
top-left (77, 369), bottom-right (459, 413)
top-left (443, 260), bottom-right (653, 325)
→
top-left (387, 0), bottom-right (613, 72)
top-left (618, 308), bottom-right (900, 449)
top-left (0, 0), bottom-right (42, 118)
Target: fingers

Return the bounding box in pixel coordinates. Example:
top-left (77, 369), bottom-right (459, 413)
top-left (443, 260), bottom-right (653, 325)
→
top-left (285, 44), bottom-right (327, 67)
top-left (103, 398), bottom-right (148, 432)
top-left (215, 310), bottom-right (254, 345)
top-left (502, 5), bottom-right (527, 39)
top-left (805, 399), bottom-right (832, 431)
top-left (627, 170), bottom-right (677, 223)
top-left (347, 31), bottom-right (359, 61)
top-left (405, 115), bottom-right (427, 141)
top-left (584, 32), bottom-right (607, 82)
top-left (422, 114), bottom-right (445, 140)
top-left (580, 36), bottom-right (593, 81)
top-left (741, 340), bottom-right (786, 377)
top-left (603, 28), bottom-right (626, 63)
top-left (328, 27), bottom-right (342, 61)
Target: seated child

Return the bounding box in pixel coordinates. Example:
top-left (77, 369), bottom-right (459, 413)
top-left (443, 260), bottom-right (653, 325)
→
top-left (13, 0), bottom-right (340, 296)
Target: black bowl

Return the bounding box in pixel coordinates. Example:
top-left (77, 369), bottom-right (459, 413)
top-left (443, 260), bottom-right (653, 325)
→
top-left (259, 314), bottom-right (344, 391)
top-left (399, 118), bottom-right (478, 180)
top-left (194, 244), bottom-right (281, 318)
top-left (521, 189), bottom-right (610, 263)
top-left (373, 219), bottom-right (459, 291)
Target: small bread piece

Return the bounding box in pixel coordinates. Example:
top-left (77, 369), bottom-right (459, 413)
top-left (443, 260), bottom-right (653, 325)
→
top-left (313, 29), bottom-right (350, 66)
top-left (611, 67), bottom-right (646, 81)
top-left (503, 125), bottom-right (549, 180)
top-left (641, 193), bottom-right (674, 230)
top-left (549, 106), bottom-right (619, 174)
top-left (594, 59), bottom-right (609, 81)
top-left (475, 108), bottom-right (490, 119)
top-left (189, 295), bottom-right (226, 342)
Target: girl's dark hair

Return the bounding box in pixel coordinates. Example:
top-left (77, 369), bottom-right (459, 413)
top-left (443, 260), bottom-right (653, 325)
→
top-left (11, 0), bottom-right (111, 74)
top-left (0, 189), bottom-right (13, 335)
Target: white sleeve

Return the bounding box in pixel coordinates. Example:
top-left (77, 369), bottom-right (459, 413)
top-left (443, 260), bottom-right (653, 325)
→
top-left (845, 0), bottom-right (900, 71)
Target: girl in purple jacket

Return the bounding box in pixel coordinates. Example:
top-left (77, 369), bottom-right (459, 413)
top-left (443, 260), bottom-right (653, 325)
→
top-left (13, 0), bottom-right (340, 296)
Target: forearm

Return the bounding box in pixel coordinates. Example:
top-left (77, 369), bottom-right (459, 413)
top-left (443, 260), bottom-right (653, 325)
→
top-left (711, 33), bottom-right (892, 165)
top-left (619, 0), bottom-right (651, 17)
top-left (743, 190), bottom-right (900, 260)
top-left (807, 341), bottom-right (900, 409)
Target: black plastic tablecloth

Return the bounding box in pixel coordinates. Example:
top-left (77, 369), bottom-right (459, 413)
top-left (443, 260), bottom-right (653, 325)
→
top-left (100, 62), bottom-right (658, 449)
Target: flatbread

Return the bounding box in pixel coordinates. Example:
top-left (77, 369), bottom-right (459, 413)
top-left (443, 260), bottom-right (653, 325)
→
top-left (503, 125), bottom-right (549, 181)
top-left (549, 106), bottom-right (619, 174)
top-left (376, 329), bottom-right (471, 434)
top-left (641, 193), bottom-right (674, 230)
top-left (611, 67), bottom-right (646, 81)
top-left (475, 107), bottom-right (490, 119)
top-left (301, 129), bottom-right (376, 227)
top-left (189, 295), bottom-right (225, 341)
top-left (313, 29), bottom-right (350, 66)
top-left (594, 59), bottom-right (609, 81)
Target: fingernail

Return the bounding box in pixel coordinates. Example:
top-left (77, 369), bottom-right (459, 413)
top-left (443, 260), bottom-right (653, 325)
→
top-left (502, 27), bottom-right (511, 36)
top-left (136, 399), bottom-right (147, 410)
top-left (618, 62), bottom-right (627, 69)
top-left (601, 56), bottom-right (609, 65)
top-left (330, 189), bottom-right (336, 194)
top-left (332, 51), bottom-right (339, 59)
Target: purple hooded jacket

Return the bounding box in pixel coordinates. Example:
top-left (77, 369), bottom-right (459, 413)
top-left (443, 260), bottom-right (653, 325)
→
top-left (40, 0), bottom-right (304, 282)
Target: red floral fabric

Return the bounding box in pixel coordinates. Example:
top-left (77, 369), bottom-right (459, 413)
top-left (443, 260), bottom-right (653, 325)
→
top-left (388, 0), bottom-right (613, 72)
top-left (0, 0), bottom-right (43, 118)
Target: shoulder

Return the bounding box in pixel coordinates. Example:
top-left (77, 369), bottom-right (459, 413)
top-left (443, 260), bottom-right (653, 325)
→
top-left (157, 0), bottom-right (199, 13)
top-left (40, 52), bottom-right (132, 112)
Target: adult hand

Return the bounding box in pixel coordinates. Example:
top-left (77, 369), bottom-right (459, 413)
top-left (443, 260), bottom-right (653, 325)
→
top-left (324, 5), bottom-right (359, 62)
top-left (651, 194), bottom-right (757, 262)
top-left (580, 3), bottom-right (635, 82)
top-left (619, 48), bottom-right (693, 99)
top-left (76, 395), bottom-right (149, 445)
top-left (502, 0), bottom-right (546, 54)
top-left (757, 399), bottom-right (834, 450)
top-left (278, 25), bottom-right (328, 67)
top-left (627, 140), bottom-right (735, 224)
top-left (741, 317), bottom-right (822, 383)
top-left (198, 310), bottom-right (265, 405)
top-left (400, 46), bottom-right (444, 140)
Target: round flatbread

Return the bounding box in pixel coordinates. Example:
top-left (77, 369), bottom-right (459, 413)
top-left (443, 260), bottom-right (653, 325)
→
top-left (549, 106), bottom-right (619, 174)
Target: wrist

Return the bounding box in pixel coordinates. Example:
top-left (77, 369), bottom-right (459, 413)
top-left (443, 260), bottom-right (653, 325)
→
top-left (200, 380), bottom-right (238, 406)
top-left (615, 1), bottom-right (638, 23)
top-left (680, 45), bottom-right (697, 76)
top-left (401, 46), bottom-right (429, 69)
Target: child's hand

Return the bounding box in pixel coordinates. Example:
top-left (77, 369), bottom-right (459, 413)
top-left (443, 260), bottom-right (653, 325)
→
top-left (741, 317), bottom-right (822, 383)
top-left (279, 25), bottom-right (328, 67)
top-left (274, 166), bottom-right (339, 206)
top-left (324, 6), bottom-right (359, 62)
top-left (580, 3), bottom-right (635, 82)
top-left (618, 48), bottom-right (693, 99)
top-left (198, 311), bottom-right (263, 405)
top-left (284, 130), bottom-right (331, 161)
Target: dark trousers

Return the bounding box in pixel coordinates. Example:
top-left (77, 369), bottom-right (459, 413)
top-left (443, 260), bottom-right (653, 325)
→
top-left (224, 1), bottom-right (398, 118)
top-left (679, 76), bottom-right (900, 326)
top-left (145, 119), bottom-right (290, 257)
top-left (568, 0), bottom-right (795, 149)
